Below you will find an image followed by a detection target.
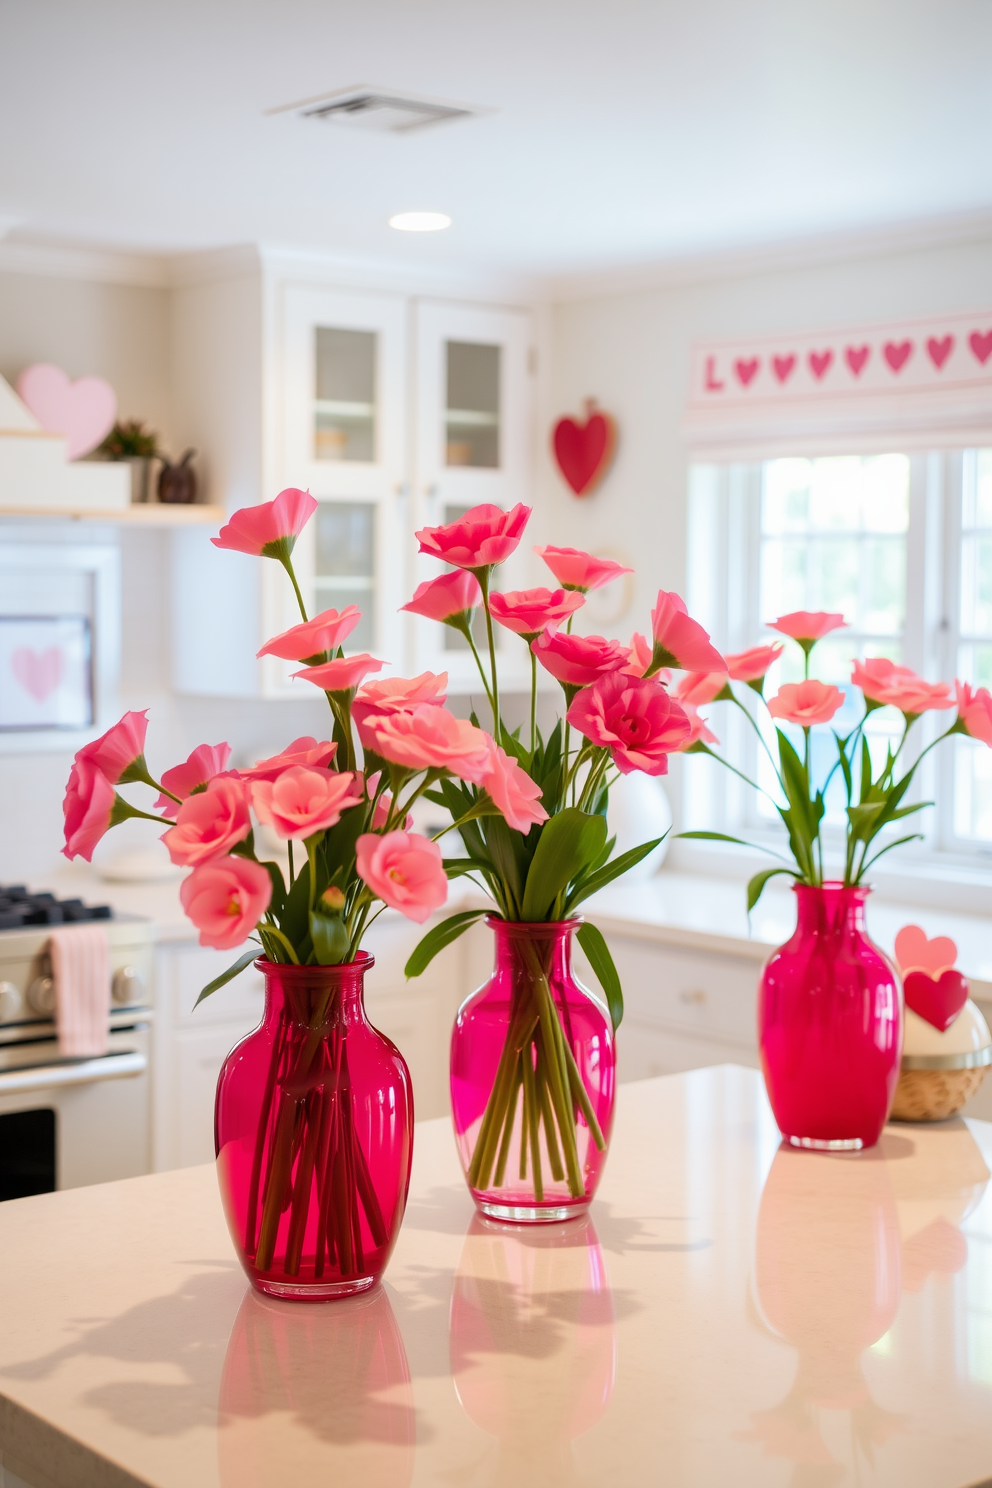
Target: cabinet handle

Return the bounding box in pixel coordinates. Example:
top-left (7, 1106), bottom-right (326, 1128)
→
top-left (679, 989), bottom-right (707, 1005)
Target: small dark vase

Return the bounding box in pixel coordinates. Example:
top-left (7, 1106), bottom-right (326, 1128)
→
top-left (157, 448), bottom-right (197, 504)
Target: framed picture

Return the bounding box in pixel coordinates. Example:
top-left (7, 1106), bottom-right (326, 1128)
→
top-left (0, 615), bottom-right (93, 730)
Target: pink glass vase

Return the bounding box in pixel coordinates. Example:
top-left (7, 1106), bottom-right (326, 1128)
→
top-left (759, 884), bottom-right (903, 1151)
top-left (450, 917), bottom-right (615, 1223)
top-left (215, 954), bottom-right (413, 1300)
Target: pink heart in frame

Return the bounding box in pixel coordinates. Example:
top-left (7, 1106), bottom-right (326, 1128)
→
top-left (11, 646), bottom-right (65, 702)
top-left (734, 357), bottom-right (759, 387)
top-left (926, 335), bottom-right (954, 370)
top-left (16, 363), bottom-right (116, 460)
top-left (884, 340), bottom-right (913, 374)
top-left (903, 968), bottom-right (969, 1033)
top-left (970, 329), bottom-right (992, 366)
top-left (845, 345), bottom-right (870, 377)
top-left (808, 349), bottom-right (833, 380)
top-left (894, 923), bottom-right (957, 976)
top-left (771, 354), bottom-right (795, 384)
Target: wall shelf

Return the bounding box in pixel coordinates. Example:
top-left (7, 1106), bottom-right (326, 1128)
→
top-left (0, 503), bottom-right (225, 526)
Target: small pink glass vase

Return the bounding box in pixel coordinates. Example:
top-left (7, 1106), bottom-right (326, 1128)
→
top-left (759, 884), bottom-right (903, 1151)
top-left (450, 917), bottom-right (615, 1223)
top-left (215, 954), bottom-right (413, 1300)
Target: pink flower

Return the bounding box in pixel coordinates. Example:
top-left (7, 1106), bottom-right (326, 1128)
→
top-left (366, 773), bottom-right (414, 832)
top-left (358, 705), bottom-right (491, 784)
top-left (355, 831), bottom-right (448, 924)
top-left (531, 629), bottom-right (629, 687)
top-left (676, 671), bottom-right (728, 705)
top-left (769, 611), bottom-right (847, 643)
top-left (256, 606), bottom-right (361, 662)
top-left (955, 682), bottom-right (992, 746)
top-left (62, 758), bottom-right (118, 862)
top-left (211, 487), bottom-right (317, 559)
top-left (534, 546), bottom-right (633, 593)
top-left (76, 711), bottom-right (148, 784)
top-left (767, 680), bottom-right (845, 726)
top-left (416, 503), bottom-right (531, 570)
top-left (401, 571), bottom-right (482, 623)
top-left (480, 738), bottom-right (549, 833)
top-left (239, 737), bottom-right (336, 781)
top-left (489, 587), bottom-right (585, 639)
top-left (180, 856), bottom-right (272, 951)
top-left (726, 644), bottom-right (784, 682)
top-left (161, 776), bottom-right (252, 867)
top-left (352, 672), bottom-right (448, 727)
top-left (676, 702), bottom-right (719, 750)
top-left (155, 742), bottom-right (232, 818)
top-left (293, 654), bottom-right (384, 694)
top-left (250, 766), bottom-right (363, 841)
top-left (622, 632), bottom-right (657, 679)
top-left (852, 658), bottom-right (953, 715)
top-left (567, 674), bottom-right (692, 776)
top-left (651, 592), bottom-right (726, 673)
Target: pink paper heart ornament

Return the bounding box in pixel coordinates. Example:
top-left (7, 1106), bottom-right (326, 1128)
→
top-left (16, 363), bottom-right (116, 460)
top-left (894, 924), bottom-right (957, 977)
top-left (903, 968), bottom-right (969, 1033)
top-left (11, 645), bottom-right (65, 702)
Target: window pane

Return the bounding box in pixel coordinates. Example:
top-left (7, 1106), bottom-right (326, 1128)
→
top-left (315, 502), bottom-right (375, 650)
top-left (445, 342), bottom-right (500, 469)
top-left (314, 327), bottom-right (376, 462)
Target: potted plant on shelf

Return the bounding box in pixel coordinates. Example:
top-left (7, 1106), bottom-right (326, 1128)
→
top-left (97, 419), bottom-right (160, 504)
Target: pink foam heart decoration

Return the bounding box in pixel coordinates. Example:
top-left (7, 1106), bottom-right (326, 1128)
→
top-left (926, 334), bottom-right (954, 370)
top-left (903, 968), bottom-right (969, 1033)
top-left (772, 354), bottom-right (795, 384)
top-left (734, 357), bottom-right (759, 387)
top-left (11, 646), bottom-right (65, 702)
top-left (894, 923), bottom-right (957, 976)
top-left (808, 349), bottom-right (833, 380)
top-left (16, 363), bottom-right (116, 460)
top-left (845, 345), bottom-right (870, 376)
top-left (970, 329), bottom-right (992, 366)
top-left (883, 340), bottom-right (913, 374)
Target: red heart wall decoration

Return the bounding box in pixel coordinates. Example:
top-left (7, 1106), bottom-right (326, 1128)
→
top-left (808, 349), bottom-right (833, 380)
top-left (884, 340), bottom-right (913, 374)
top-left (552, 403), bottom-right (617, 497)
top-left (845, 345), bottom-right (870, 377)
top-left (970, 329), bottom-right (992, 366)
top-left (772, 355), bottom-right (795, 384)
top-left (903, 968), bottom-right (969, 1033)
top-left (927, 335), bottom-right (954, 369)
top-left (734, 357), bottom-right (759, 387)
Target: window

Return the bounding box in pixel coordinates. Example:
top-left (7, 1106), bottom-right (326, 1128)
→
top-left (314, 502), bottom-right (375, 652)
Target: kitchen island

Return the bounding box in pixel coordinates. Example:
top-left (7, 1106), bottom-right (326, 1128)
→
top-left (2, 1067), bottom-right (992, 1488)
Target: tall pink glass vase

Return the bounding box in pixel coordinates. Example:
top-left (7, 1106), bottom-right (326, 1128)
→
top-left (759, 884), bottom-right (903, 1151)
top-left (215, 954), bottom-right (413, 1300)
top-left (450, 918), bottom-right (615, 1223)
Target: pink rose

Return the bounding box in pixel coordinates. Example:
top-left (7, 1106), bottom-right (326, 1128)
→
top-left (622, 632), bottom-right (658, 679)
top-left (355, 831), bottom-right (448, 924)
top-left (155, 742), bottom-right (232, 818)
top-left (955, 682), bottom-right (992, 745)
top-left (676, 702), bottom-right (719, 750)
top-left (531, 629), bottom-right (629, 687)
top-left (567, 674), bottom-right (692, 776)
top-left (366, 773), bottom-right (414, 832)
top-left (256, 605), bottom-right (361, 662)
top-left (62, 758), bottom-right (118, 862)
top-left (480, 738), bottom-right (549, 833)
top-left (212, 487), bottom-right (317, 559)
top-left (726, 644), bottom-right (783, 682)
top-left (180, 855), bottom-right (272, 951)
top-left (676, 671), bottom-right (728, 705)
top-left (76, 710), bottom-right (148, 784)
top-left (651, 592), bottom-right (726, 673)
top-left (489, 587), bottom-right (585, 639)
top-left (768, 611), bottom-right (847, 643)
top-left (767, 680), bottom-right (845, 726)
top-left (352, 671), bottom-right (448, 727)
top-left (293, 653), bottom-right (384, 694)
top-left (416, 502), bottom-right (531, 570)
top-left (401, 571), bottom-right (482, 623)
top-left (250, 766), bottom-right (363, 840)
top-left (534, 546), bottom-right (633, 593)
top-left (240, 737), bottom-right (336, 782)
top-left (161, 775), bottom-right (252, 867)
top-left (852, 658), bottom-right (953, 715)
top-left (358, 705), bottom-right (491, 784)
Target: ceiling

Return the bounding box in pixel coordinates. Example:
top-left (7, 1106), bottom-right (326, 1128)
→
top-left (2, 0), bottom-right (991, 282)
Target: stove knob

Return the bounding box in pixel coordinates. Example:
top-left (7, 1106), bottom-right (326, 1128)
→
top-left (112, 966), bottom-right (146, 1005)
top-left (0, 981), bottom-right (20, 1021)
top-left (27, 976), bottom-right (56, 1016)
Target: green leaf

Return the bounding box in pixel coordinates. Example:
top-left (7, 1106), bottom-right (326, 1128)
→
top-left (565, 836), bottom-right (665, 912)
top-left (858, 832), bottom-right (925, 875)
top-left (520, 807), bottom-right (608, 921)
top-left (747, 866), bottom-right (798, 913)
top-left (309, 911), bottom-right (351, 965)
top-left (483, 813), bottom-right (527, 913)
top-left (440, 856), bottom-right (491, 879)
top-left (576, 921), bottom-right (624, 1031)
top-left (405, 909), bottom-right (489, 978)
top-left (194, 948), bottom-right (258, 1008)
top-left (259, 860), bottom-right (286, 915)
top-left (678, 830), bottom-right (756, 847)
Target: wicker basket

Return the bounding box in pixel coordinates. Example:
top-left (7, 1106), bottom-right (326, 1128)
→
top-left (891, 1066), bottom-right (987, 1122)
top-left (891, 999), bottom-right (992, 1122)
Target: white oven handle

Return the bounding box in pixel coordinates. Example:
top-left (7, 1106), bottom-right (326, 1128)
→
top-left (0, 1051), bottom-right (147, 1094)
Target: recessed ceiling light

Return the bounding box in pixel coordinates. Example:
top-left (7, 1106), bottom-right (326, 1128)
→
top-left (389, 211), bottom-right (452, 232)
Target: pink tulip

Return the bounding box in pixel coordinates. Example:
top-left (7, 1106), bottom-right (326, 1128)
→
top-left (256, 605), bottom-right (361, 662)
top-left (212, 487), bottom-right (317, 559)
top-left (416, 502), bottom-right (531, 570)
top-left (567, 674), bottom-right (692, 775)
top-left (767, 680), bottom-right (845, 726)
top-left (161, 776), bottom-right (252, 867)
top-left (676, 671), bottom-right (728, 705)
top-left (62, 757), bottom-right (118, 861)
top-left (401, 571), bottom-right (482, 623)
top-left (534, 546), bottom-right (633, 593)
top-left (250, 766), bottom-right (363, 840)
top-left (489, 587), bottom-right (585, 638)
top-left (622, 632), bottom-right (658, 679)
top-left (155, 742), bottom-right (232, 818)
top-left (352, 672), bottom-right (448, 727)
top-left (726, 644), bottom-right (784, 682)
top-left (480, 738), bottom-right (549, 833)
top-left (240, 737), bottom-right (336, 782)
top-left (852, 658), bottom-right (953, 715)
top-left (768, 611), bottom-right (847, 643)
top-left (355, 831), bottom-right (448, 923)
top-left (955, 682), bottom-right (992, 745)
top-left (76, 710), bottom-right (149, 784)
top-left (676, 702), bottom-right (719, 750)
top-left (293, 653), bottom-right (384, 694)
top-left (531, 629), bottom-right (629, 687)
top-left (180, 855), bottom-right (272, 951)
top-left (358, 705), bottom-right (491, 784)
top-left (651, 592), bottom-right (726, 673)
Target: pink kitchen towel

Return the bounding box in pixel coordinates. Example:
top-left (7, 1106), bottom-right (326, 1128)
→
top-left (49, 924), bottom-right (110, 1057)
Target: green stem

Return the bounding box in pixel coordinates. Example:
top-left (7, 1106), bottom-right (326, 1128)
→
top-left (530, 647), bottom-right (537, 754)
top-left (287, 839), bottom-right (295, 884)
top-left (262, 923), bottom-right (300, 964)
top-left (477, 568), bottom-right (500, 737)
top-left (305, 837), bottom-right (319, 916)
top-left (281, 556), bottom-right (309, 623)
top-left (464, 624), bottom-right (495, 709)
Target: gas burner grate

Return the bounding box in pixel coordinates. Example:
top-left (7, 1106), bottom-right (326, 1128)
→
top-left (0, 886), bottom-right (112, 931)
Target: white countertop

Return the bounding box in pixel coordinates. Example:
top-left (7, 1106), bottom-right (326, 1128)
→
top-left (2, 1067), bottom-right (992, 1488)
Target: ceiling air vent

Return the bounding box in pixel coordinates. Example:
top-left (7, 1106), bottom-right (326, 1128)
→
top-left (269, 86), bottom-right (486, 135)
